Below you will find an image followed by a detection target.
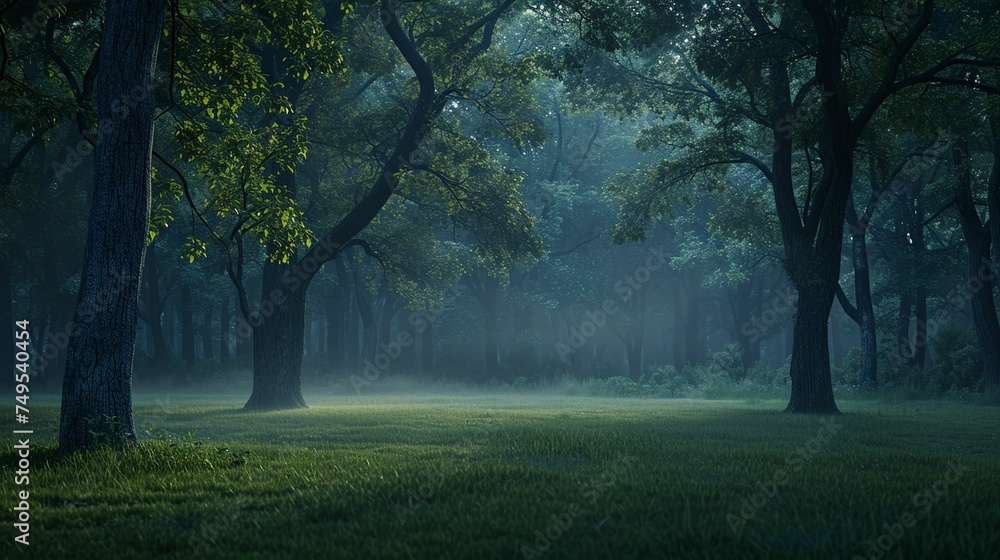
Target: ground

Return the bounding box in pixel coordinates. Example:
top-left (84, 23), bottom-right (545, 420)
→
top-left (2, 392), bottom-right (998, 559)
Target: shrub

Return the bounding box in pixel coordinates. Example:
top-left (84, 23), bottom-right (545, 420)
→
top-left (927, 326), bottom-right (982, 394)
top-left (582, 376), bottom-right (642, 397)
top-left (833, 347), bottom-right (861, 387)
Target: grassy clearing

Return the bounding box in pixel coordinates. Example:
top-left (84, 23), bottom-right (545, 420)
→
top-left (2, 394), bottom-right (998, 559)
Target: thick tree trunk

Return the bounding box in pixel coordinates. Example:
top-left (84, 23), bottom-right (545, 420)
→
top-left (785, 282), bottom-right (840, 413)
top-left (59, 0), bottom-right (165, 452)
top-left (244, 257), bottom-right (307, 409)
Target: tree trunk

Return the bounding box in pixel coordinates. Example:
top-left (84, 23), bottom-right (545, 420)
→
top-left (846, 197), bottom-right (877, 388)
top-left (219, 295), bottom-right (231, 362)
top-left (245, 257), bottom-right (308, 409)
top-left (953, 137), bottom-right (1000, 396)
top-left (897, 290), bottom-right (912, 365)
top-left (237, 0), bottom-right (513, 407)
top-left (912, 286), bottom-right (927, 370)
top-left (992, 118), bottom-right (1000, 269)
top-left (785, 282), bottom-right (840, 413)
top-left (59, 0), bottom-right (166, 453)
top-left (911, 193), bottom-right (928, 371)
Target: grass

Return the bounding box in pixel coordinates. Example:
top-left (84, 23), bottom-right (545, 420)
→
top-left (2, 392), bottom-right (999, 559)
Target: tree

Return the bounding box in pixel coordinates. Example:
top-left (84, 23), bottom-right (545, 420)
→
top-left (551, 0), bottom-right (1000, 412)
top-left (175, 0), bottom-right (539, 408)
top-left (952, 128), bottom-right (1000, 395)
top-left (59, 0), bottom-right (166, 452)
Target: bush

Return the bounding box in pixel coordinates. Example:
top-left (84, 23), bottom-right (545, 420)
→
top-left (582, 376), bottom-right (643, 397)
top-left (708, 344), bottom-right (744, 382)
top-left (833, 347), bottom-right (861, 387)
top-left (743, 355), bottom-right (790, 389)
top-left (927, 326), bottom-right (982, 394)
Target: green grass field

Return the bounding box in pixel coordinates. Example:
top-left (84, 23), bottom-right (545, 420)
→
top-left (2, 393), bottom-right (998, 559)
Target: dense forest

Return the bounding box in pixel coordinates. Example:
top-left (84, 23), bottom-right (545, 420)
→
top-left (1, 2), bottom-right (999, 557)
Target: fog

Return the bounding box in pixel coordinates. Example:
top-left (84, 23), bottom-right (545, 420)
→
top-left (3, 1), bottom-right (999, 558)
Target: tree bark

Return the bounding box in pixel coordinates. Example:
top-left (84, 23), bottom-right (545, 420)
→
top-left (245, 257), bottom-right (307, 409)
top-left (785, 282), bottom-right (839, 413)
top-left (59, 0), bottom-right (166, 452)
